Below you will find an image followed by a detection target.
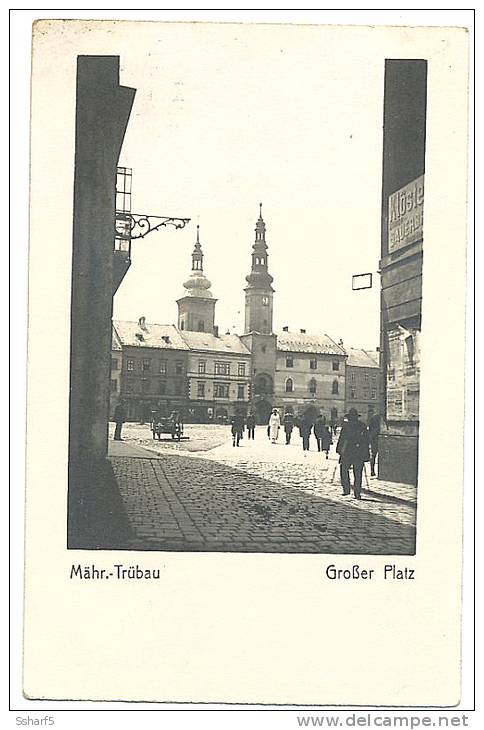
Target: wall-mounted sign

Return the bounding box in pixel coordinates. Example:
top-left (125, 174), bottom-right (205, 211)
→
top-left (388, 175), bottom-right (424, 253)
top-left (385, 324), bottom-right (420, 421)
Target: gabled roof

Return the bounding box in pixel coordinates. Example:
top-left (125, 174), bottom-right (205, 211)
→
top-left (179, 330), bottom-right (251, 355)
top-left (345, 348), bottom-right (379, 368)
top-left (276, 331), bottom-right (346, 356)
top-left (113, 321), bottom-right (189, 350)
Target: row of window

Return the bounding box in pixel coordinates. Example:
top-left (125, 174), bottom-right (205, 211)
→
top-left (120, 358), bottom-right (185, 375)
top-left (115, 356), bottom-right (376, 380)
top-left (285, 358), bottom-right (341, 371)
top-left (197, 382), bottom-right (246, 400)
top-left (350, 372), bottom-right (378, 383)
top-left (113, 358), bottom-right (249, 377)
top-left (285, 378), bottom-right (340, 395)
top-left (123, 379), bottom-right (185, 396)
top-left (350, 387), bottom-right (377, 400)
top-left (117, 378), bottom-right (247, 399)
top-left (207, 361), bottom-right (247, 376)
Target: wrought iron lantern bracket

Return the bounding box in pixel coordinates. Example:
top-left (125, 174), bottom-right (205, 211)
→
top-left (115, 212), bottom-right (191, 241)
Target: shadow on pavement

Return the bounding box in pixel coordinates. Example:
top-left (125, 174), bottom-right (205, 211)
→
top-left (108, 453), bottom-right (416, 555)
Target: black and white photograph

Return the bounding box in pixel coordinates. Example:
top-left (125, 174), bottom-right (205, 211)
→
top-left (67, 25), bottom-right (426, 556)
top-left (20, 14), bottom-right (471, 708)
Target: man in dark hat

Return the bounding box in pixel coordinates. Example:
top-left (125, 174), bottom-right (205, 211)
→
top-left (231, 409), bottom-right (245, 447)
top-left (283, 411), bottom-right (295, 445)
top-left (336, 407), bottom-right (370, 499)
top-left (246, 411), bottom-right (256, 440)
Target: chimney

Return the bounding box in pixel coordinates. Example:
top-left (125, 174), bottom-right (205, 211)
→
top-left (213, 325), bottom-right (219, 337)
top-left (300, 328), bottom-right (306, 334)
top-left (282, 326), bottom-right (289, 332)
top-left (138, 316), bottom-right (147, 330)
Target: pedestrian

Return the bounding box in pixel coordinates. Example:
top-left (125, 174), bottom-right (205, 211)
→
top-left (231, 410), bottom-right (245, 447)
top-left (314, 414), bottom-right (332, 457)
top-left (323, 425), bottom-right (333, 458)
top-left (329, 415), bottom-right (338, 437)
top-left (336, 407), bottom-right (370, 499)
top-left (246, 411), bottom-right (256, 440)
top-left (113, 401), bottom-right (126, 441)
top-left (295, 415), bottom-right (302, 437)
top-left (301, 413), bottom-right (313, 453)
top-left (368, 413), bottom-right (381, 477)
top-left (283, 411), bottom-right (295, 445)
top-left (269, 408), bottom-right (281, 443)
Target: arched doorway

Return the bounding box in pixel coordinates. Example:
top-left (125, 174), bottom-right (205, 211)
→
top-left (255, 399), bottom-right (272, 425)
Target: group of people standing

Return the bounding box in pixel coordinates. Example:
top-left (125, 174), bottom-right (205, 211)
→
top-left (231, 408), bottom-right (333, 457)
top-left (267, 410), bottom-right (333, 457)
top-left (231, 407), bottom-right (381, 501)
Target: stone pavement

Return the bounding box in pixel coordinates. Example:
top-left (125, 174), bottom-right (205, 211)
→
top-left (109, 429), bottom-right (416, 554)
top-left (108, 439), bottom-right (163, 459)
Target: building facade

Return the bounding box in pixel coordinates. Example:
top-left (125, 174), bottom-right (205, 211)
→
top-left (68, 55), bottom-right (136, 549)
top-left (112, 320), bottom-right (189, 422)
top-left (344, 348), bottom-right (381, 424)
top-left (274, 330), bottom-right (346, 422)
top-left (181, 331), bottom-right (251, 422)
top-left (109, 327), bottom-right (123, 418)
top-left (379, 59), bottom-right (427, 484)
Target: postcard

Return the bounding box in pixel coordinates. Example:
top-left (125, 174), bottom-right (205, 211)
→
top-left (23, 18), bottom-right (469, 705)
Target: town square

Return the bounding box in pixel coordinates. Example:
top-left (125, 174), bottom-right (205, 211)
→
top-left (66, 32), bottom-right (424, 555)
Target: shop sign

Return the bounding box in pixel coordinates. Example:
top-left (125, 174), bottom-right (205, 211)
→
top-left (388, 175), bottom-right (424, 253)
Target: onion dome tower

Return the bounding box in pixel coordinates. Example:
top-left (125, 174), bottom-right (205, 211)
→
top-left (244, 204), bottom-right (274, 334)
top-left (177, 225), bottom-right (217, 333)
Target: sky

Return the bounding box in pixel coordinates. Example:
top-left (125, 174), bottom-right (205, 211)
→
top-left (111, 21), bottom-right (388, 351)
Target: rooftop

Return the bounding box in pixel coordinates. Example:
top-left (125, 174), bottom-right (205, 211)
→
top-left (276, 331), bottom-right (346, 356)
top-left (113, 321), bottom-right (190, 350)
top-left (345, 348), bottom-right (379, 368)
top-left (179, 330), bottom-right (251, 355)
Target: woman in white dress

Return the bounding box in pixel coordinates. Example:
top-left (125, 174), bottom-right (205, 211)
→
top-left (269, 408), bottom-right (281, 443)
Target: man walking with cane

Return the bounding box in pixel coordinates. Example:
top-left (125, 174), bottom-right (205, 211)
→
top-left (336, 408), bottom-right (370, 499)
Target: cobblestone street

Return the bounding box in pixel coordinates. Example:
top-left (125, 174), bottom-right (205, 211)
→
top-left (109, 424), bottom-right (416, 554)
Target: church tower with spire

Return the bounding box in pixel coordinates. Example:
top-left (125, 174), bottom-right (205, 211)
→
top-left (244, 203), bottom-right (274, 335)
top-left (177, 225), bottom-right (217, 333)
top-left (240, 205), bottom-right (277, 424)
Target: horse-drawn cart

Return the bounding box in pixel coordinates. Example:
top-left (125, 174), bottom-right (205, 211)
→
top-left (151, 411), bottom-right (184, 441)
